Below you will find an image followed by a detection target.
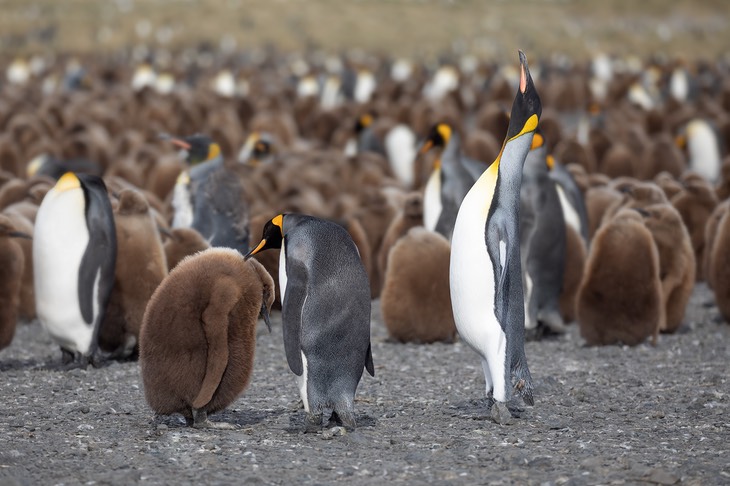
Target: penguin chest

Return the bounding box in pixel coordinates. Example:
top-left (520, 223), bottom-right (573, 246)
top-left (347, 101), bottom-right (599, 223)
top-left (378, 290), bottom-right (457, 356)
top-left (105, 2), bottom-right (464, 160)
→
top-left (171, 177), bottom-right (194, 229)
top-left (423, 168), bottom-right (442, 231)
top-left (33, 189), bottom-right (94, 352)
top-left (555, 185), bottom-right (581, 235)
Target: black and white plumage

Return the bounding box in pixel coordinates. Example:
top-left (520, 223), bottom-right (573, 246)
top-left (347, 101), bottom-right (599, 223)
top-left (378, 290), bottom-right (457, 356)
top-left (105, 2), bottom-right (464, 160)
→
top-left (246, 213), bottom-right (374, 431)
top-left (168, 134), bottom-right (250, 252)
top-left (449, 51), bottom-right (541, 422)
top-left (33, 172), bottom-right (117, 365)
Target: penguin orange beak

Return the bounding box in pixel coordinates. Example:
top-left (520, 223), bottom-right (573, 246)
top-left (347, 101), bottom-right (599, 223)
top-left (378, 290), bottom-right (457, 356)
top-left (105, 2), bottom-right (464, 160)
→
top-left (420, 140), bottom-right (434, 154)
top-left (168, 138), bottom-right (192, 150)
top-left (244, 239), bottom-right (267, 260)
top-left (675, 134), bottom-right (686, 149)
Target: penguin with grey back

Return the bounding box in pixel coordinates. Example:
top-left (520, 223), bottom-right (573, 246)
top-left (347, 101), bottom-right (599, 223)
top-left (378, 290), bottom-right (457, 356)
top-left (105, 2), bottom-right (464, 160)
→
top-left (246, 213), bottom-right (374, 432)
top-left (520, 131), bottom-right (567, 337)
top-left (449, 51), bottom-right (540, 424)
top-left (33, 172), bottom-right (117, 366)
top-left (548, 154), bottom-right (590, 243)
top-left (167, 134), bottom-right (250, 252)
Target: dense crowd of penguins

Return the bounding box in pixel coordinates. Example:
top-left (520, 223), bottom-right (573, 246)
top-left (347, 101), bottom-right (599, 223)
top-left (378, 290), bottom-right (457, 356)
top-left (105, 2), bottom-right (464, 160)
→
top-left (0, 48), bottom-right (729, 428)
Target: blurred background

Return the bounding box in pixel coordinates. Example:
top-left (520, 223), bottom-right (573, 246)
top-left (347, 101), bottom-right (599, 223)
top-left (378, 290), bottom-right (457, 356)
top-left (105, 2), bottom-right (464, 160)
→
top-left (0, 0), bottom-right (728, 61)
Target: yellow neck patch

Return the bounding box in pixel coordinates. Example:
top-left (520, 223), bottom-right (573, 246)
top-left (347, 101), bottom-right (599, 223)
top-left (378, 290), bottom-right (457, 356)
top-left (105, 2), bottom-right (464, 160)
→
top-left (207, 143), bottom-right (221, 161)
top-left (531, 132), bottom-right (544, 150)
top-left (56, 172), bottom-right (80, 192)
top-left (272, 214), bottom-right (284, 234)
top-left (546, 154), bottom-right (555, 170)
top-left (360, 114), bottom-right (373, 128)
top-left (508, 114), bottom-right (539, 142)
top-left (437, 124), bottom-right (452, 145)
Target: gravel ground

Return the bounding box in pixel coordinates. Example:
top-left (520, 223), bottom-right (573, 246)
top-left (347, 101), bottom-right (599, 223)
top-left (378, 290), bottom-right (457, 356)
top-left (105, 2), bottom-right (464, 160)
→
top-left (0, 283), bottom-right (728, 485)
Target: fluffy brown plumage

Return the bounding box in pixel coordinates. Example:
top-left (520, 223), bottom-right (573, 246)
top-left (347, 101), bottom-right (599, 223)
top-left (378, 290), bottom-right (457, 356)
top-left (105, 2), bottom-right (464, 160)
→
top-left (99, 190), bottom-right (168, 358)
top-left (708, 207), bottom-right (730, 323)
top-left (2, 212), bottom-right (34, 321)
top-left (704, 200), bottom-right (730, 289)
top-left (670, 179), bottom-right (718, 281)
top-left (140, 250), bottom-right (274, 427)
top-left (377, 192), bottom-right (423, 287)
top-left (0, 215), bottom-right (26, 349)
top-left (380, 227), bottom-right (456, 343)
top-left (559, 224), bottom-right (587, 324)
top-left (577, 209), bottom-right (663, 346)
top-left (164, 227), bottom-right (211, 272)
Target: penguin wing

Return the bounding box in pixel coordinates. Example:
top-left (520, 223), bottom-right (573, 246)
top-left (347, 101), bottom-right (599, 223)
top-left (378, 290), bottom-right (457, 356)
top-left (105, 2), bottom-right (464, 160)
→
top-left (192, 278), bottom-right (240, 409)
top-left (487, 213), bottom-right (523, 334)
top-left (281, 257), bottom-right (307, 376)
top-left (78, 178), bottom-right (117, 330)
top-left (365, 342), bottom-right (375, 377)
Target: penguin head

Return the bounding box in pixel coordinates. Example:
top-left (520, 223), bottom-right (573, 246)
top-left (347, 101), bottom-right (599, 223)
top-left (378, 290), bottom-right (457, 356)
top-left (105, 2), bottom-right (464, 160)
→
top-left (55, 171), bottom-right (82, 193)
top-left (239, 131), bottom-right (275, 165)
top-left (164, 133), bottom-right (221, 166)
top-left (420, 123), bottom-right (452, 154)
top-left (503, 51), bottom-right (542, 144)
top-left (354, 113), bottom-right (374, 134)
top-left (244, 214), bottom-right (285, 260)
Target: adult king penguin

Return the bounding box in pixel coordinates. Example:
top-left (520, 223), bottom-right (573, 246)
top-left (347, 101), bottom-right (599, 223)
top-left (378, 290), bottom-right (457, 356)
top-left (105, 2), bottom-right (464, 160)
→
top-left (449, 51), bottom-right (540, 424)
top-left (245, 214), bottom-right (374, 432)
top-left (33, 172), bottom-right (117, 366)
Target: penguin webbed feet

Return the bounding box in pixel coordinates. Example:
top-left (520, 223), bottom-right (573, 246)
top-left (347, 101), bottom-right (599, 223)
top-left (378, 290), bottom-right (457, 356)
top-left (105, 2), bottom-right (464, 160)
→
top-left (190, 408), bottom-right (239, 430)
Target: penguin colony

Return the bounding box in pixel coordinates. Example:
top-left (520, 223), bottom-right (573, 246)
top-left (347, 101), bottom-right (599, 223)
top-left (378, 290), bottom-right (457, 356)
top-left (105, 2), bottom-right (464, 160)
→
top-left (0, 47), bottom-right (729, 430)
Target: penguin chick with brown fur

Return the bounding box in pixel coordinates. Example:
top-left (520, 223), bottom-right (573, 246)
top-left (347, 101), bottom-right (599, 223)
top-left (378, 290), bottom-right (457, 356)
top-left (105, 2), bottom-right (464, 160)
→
top-left (3, 212), bottom-right (34, 321)
top-left (670, 178), bottom-right (718, 281)
top-left (559, 224), bottom-right (587, 324)
top-left (708, 208), bottom-right (730, 323)
top-left (640, 203), bottom-right (696, 333)
top-left (704, 200), bottom-right (730, 289)
top-left (164, 227), bottom-right (211, 272)
top-left (381, 227), bottom-right (456, 343)
top-left (99, 189), bottom-right (168, 358)
top-left (577, 209), bottom-right (664, 346)
top-left (0, 214), bottom-right (30, 349)
top-left (584, 185), bottom-right (622, 238)
top-left (377, 192), bottom-right (424, 287)
top-left (140, 250), bottom-right (274, 428)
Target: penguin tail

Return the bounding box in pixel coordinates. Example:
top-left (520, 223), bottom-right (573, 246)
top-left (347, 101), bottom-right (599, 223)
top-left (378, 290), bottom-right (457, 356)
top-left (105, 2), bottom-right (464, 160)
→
top-left (512, 358), bottom-right (534, 406)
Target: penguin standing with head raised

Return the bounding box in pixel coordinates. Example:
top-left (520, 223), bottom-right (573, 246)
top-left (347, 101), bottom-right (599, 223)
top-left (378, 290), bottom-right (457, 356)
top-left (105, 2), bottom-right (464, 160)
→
top-left (246, 213), bottom-right (374, 432)
top-left (33, 172), bottom-right (117, 366)
top-left (449, 51), bottom-right (541, 424)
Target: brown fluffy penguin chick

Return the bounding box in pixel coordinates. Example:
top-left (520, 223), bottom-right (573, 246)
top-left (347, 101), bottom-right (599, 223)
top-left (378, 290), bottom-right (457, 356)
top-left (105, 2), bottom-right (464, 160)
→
top-left (2, 212), bottom-right (34, 321)
top-left (601, 181), bottom-right (669, 228)
top-left (0, 215), bottom-right (27, 349)
top-left (584, 185), bottom-right (623, 238)
top-left (708, 208), bottom-right (730, 323)
top-left (654, 172), bottom-right (683, 200)
top-left (704, 200), bottom-right (730, 289)
top-left (356, 187), bottom-right (400, 298)
top-left (577, 209), bottom-right (664, 346)
top-left (377, 192), bottom-right (424, 287)
top-left (139, 251), bottom-right (274, 428)
top-left (164, 227), bottom-right (211, 272)
top-left (600, 143), bottom-right (636, 179)
top-left (715, 157), bottom-right (730, 201)
top-left (98, 190), bottom-right (168, 358)
top-left (380, 227), bottom-right (456, 343)
top-left (670, 179), bottom-right (718, 281)
top-left (559, 224), bottom-right (587, 324)
top-left (248, 213), bottom-right (281, 310)
top-left (640, 204), bottom-right (696, 333)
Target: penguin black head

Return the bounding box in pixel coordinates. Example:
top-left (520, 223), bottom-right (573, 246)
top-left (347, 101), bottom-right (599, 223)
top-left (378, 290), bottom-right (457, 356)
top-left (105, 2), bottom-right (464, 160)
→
top-left (420, 123), bottom-right (452, 154)
top-left (504, 51), bottom-right (542, 143)
top-left (163, 133), bottom-right (221, 165)
top-left (354, 113), bottom-right (374, 134)
top-left (244, 214), bottom-right (285, 260)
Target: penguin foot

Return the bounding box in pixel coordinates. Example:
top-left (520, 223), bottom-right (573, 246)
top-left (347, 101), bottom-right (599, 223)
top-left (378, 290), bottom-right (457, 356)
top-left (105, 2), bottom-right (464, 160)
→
top-left (191, 408), bottom-right (238, 430)
top-left (330, 410), bottom-right (357, 431)
top-left (490, 402), bottom-right (514, 425)
top-left (304, 413), bottom-right (322, 433)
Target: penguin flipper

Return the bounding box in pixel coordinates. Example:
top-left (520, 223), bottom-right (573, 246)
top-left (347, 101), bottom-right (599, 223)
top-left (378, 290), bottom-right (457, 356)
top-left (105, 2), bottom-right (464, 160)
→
top-left (281, 261), bottom-right (306, 376)
top-left (192, 278), bottom-right (239, 409)
top-left (365, 342), bottom-right (375, 377)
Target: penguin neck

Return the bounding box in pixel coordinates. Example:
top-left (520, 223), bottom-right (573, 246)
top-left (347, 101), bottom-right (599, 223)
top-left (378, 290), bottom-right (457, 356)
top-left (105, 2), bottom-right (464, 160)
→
top-left (440, 132), bottom-right (461, 173)
top-left (494, 133), bottom-right (534, 215)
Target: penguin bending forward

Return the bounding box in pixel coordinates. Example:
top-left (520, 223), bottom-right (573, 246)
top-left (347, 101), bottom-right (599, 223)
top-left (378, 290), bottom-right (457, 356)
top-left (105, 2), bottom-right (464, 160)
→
top-left (33, 172), bottom-right (117, 366)
top-left (449, 51), bottom-right (541, 424)
top-left (246, 214), bottom-right (374, 432)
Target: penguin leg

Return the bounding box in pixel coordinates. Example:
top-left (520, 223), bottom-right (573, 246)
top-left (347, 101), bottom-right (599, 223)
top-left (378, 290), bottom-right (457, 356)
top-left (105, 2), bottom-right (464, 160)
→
top-left (480, 358), bottom-right (495, 405)
top-left (61, 348), bottom-right (75, 365)
top-left (332, 398), bottom-right (357, 431)
top-left (191, 408), bottom-right (238, 430)
top-left (304, 403), bottom-right (323, 433)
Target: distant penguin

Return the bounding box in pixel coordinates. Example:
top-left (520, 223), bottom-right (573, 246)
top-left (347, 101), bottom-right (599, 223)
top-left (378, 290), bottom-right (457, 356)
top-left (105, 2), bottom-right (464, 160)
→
top-left (708, 208), bottom-right (730, 323)
top-left (246, 214), bottom-right (374, 431)
top-left (449, 51), bottom-right (540, 423)
top-left (3, 212), bottom-right (35, 321)
top-left (377, 192), bottom-right (424, 286)
top-left (640, 203), bottom-right (696, 333)
top-left (577, 209), bottom-right (663, 346)
top-left (168, 134), bottom-right (250, 252)
top-left (559, 224), bottom-right (587, 323)
top-left (238, 131), bottom-right (276, 166)
top-left (681, 119), bottom-right (722, 183)
top-left (0, 215), bottom-right (30, 349)
top-left (421, 123), bottom-right (487, 240)
top-left (584, 185), bottom-right (622, 238)
top-left (384, 124), bottom-right (418, 189)
top-left (520, 132), bottom-right (567, 336)
top-left (704, 200), bottom-right (730, 289)
top-left (163, 227), bottom-right (211, 272)
top-left (99, 190), bottom-right (168, 358)
top-left (140, 250), bottom-right (274, 428)
top-left (33, 172), bottom-right (117, 365)
top-left (548, 154), bottom-right (590, 243)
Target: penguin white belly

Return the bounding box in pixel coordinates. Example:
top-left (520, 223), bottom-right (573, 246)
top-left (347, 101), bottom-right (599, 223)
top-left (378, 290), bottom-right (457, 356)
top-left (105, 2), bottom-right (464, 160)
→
top-left (384, 125), bottom-right (416, 188)
top-left (278, 244), bottom-right (288, 303)
top-left (450, 191), bottom-right (507, 399)
top-left (423, 169), bottom-right (442, 231)
top-left (555, 185), bottom-right (581, 235)
top-left (33, 190), bottom-right (93, 354)
top-left (688, 124), bottom-right (720, 182)
top-left (171, 178), bottom-right (193, 229)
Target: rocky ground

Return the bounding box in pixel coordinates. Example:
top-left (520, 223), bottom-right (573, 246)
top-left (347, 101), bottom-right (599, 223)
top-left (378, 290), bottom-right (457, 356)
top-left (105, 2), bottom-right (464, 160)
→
top-left (0, 283), bottom-right (728, 485)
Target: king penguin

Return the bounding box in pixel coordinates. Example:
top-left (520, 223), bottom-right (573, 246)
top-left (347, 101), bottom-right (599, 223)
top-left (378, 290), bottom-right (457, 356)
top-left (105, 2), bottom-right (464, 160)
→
top-left (421, 123), bottom-right (488, 240)
top-left (167, 133), bottom-right (250, 252)
top-left (449, 51), bottom-right (541, 424)
top-left (33, 172), bottom-right (117, 365)
top-left (245, 213), bottom-right (375, 432)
